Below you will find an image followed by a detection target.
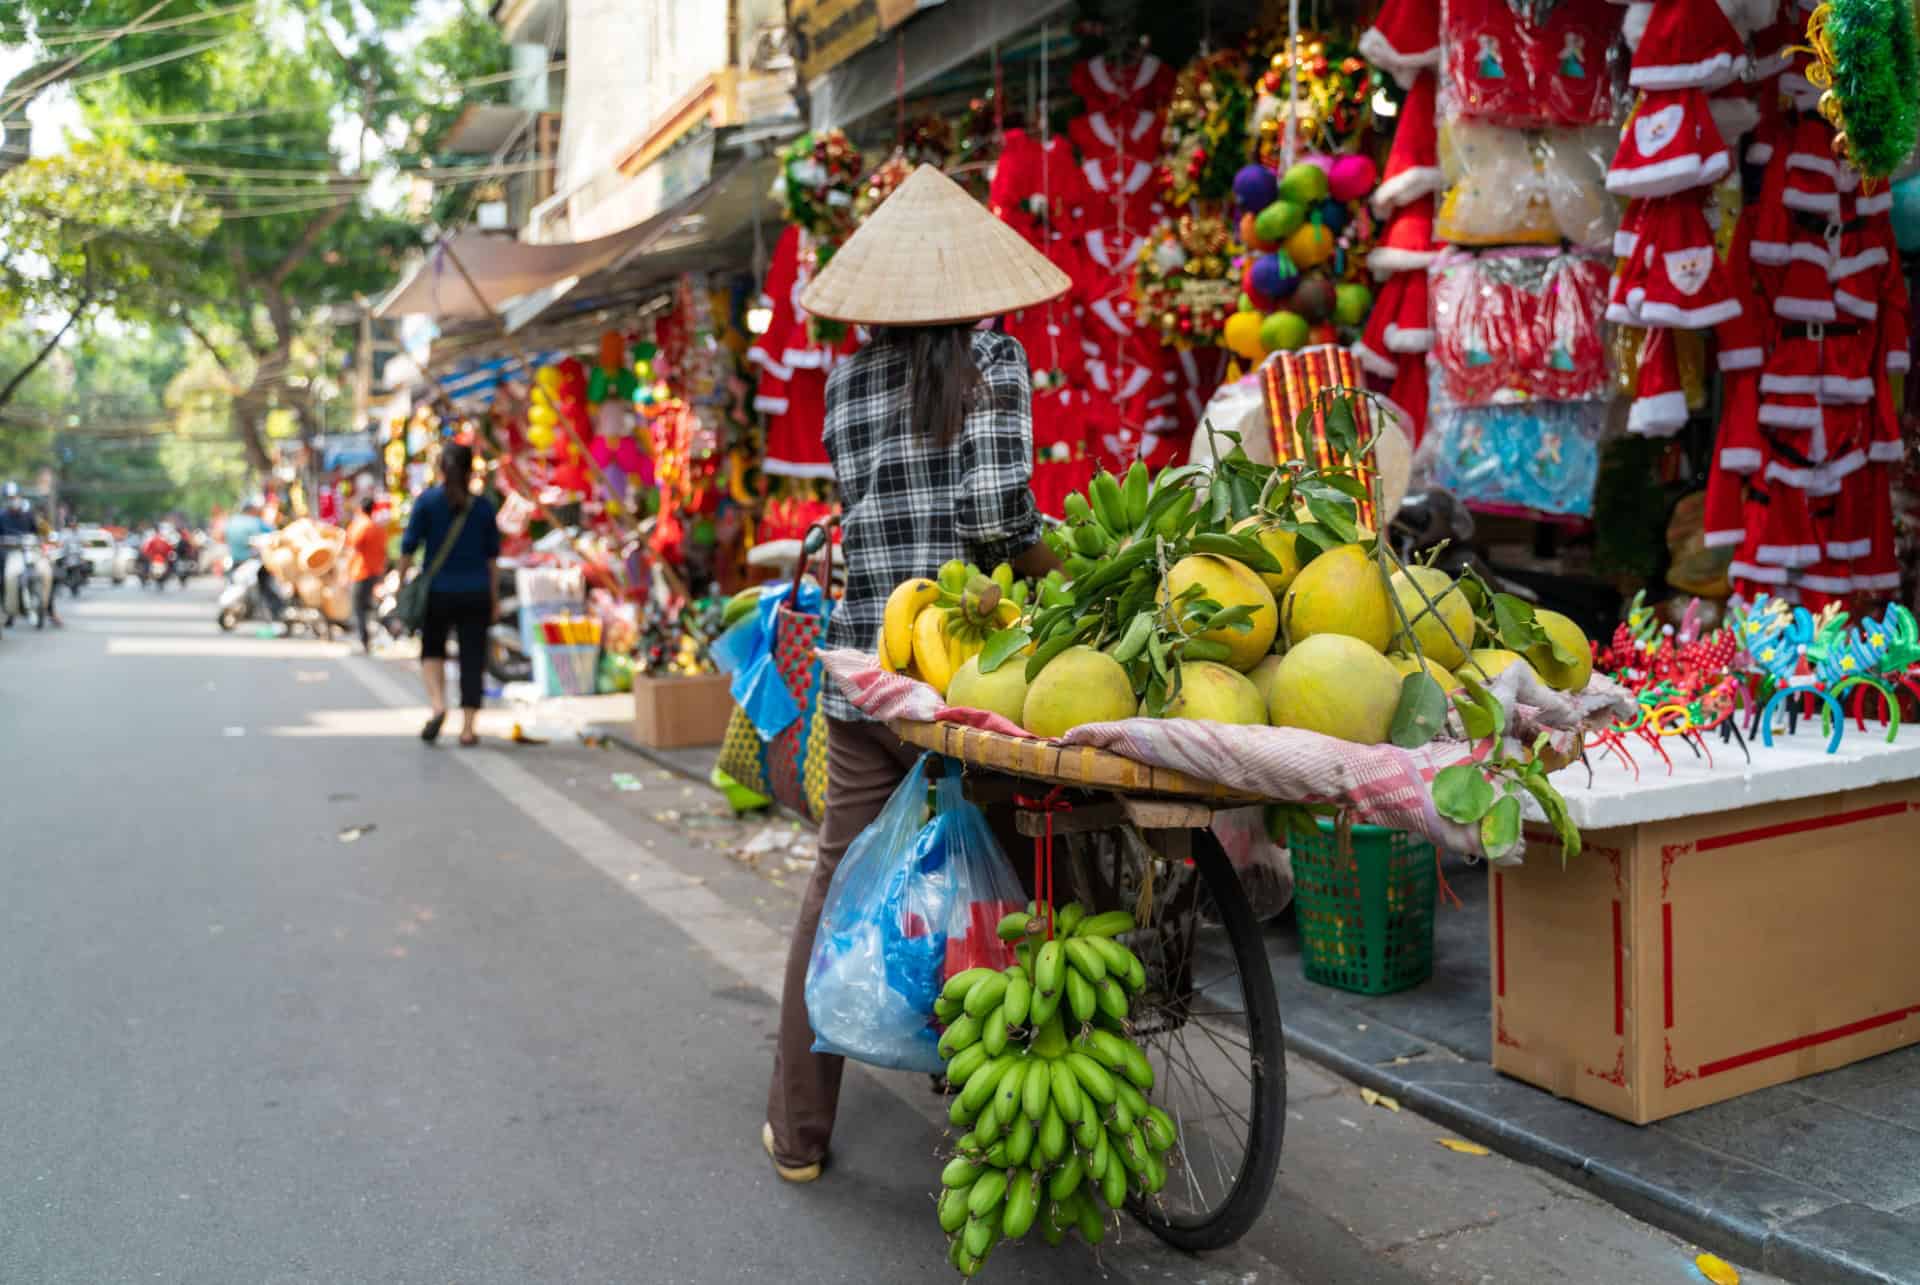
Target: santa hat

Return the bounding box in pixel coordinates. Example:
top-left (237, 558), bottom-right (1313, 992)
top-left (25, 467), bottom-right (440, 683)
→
top-left (1368, 195), bottom-right (1439, 278)
top-left (1621, 197), bottom-right (1742, 329)
top-left (1607, 88), bottom-right (1731, 197)
top-left (1630, 0), bottom-right (1749, 90)
top-left (1359, 0), bottom-right (1440, 89)
top-left (1708, 86), bottom-right (1760, 148)
top-left (1371, 73), bottom-right (1444, 216)
top-left (1629, 327), bottom-right (1691, 435)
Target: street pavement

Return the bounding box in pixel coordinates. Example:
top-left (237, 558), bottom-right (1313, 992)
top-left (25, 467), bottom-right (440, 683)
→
top-left (0, 583), bottom-right (1788, 1284)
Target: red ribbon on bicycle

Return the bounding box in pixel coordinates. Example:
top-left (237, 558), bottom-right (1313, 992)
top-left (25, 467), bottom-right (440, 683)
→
top-left (1014, 786), bottom-right (1071, 940)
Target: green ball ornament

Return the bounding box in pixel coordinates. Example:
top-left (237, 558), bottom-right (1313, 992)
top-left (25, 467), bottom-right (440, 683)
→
top-left (1279, 162), bottom-right (1330, 206)
top-left (1334, 282), bottom-right (1374, 326)
top-left (1259, 310), bottom-right (1309, 353)
top-left (1254, 199), bottom-right (1305, 244)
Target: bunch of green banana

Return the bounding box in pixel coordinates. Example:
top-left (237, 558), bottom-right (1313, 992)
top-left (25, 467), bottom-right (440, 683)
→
top-left (1042, 460), bottom-right (1201, 582)
top-left (930, 902), bottom-right (1179, 1277)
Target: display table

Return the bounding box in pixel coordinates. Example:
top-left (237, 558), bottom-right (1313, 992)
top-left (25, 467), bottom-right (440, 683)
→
top-left (1493, 730), bottom-right (1920, 1123)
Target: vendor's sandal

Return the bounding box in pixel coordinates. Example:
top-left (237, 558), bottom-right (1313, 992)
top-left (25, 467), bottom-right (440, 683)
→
top-left (761, 1122), bottom-right (822, 1183)
top-left (458, 732), bottom-right (480, 748)
top-left (420, 712), bottom-right (446, 744)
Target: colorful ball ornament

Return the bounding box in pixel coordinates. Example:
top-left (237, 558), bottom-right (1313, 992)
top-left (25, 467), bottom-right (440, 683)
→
top-left (1233, 163), bottom-right (1280, 214)
top-left (528, 401), bottom-right (558, 428)
top-left (1254, 199), bottom-right (1305, 244)
top-left (1326, 154), bottom-right (1378, 203)
top-left (1291, 273), bottom-right (1337, 323)
top-left (1248, 252), bottom-right (1300, 304)
top-left (527, 423), bottom-right (556, 450)
top-left (1279, 161), bottom-right (1330, 205)
top-left (1334, 282), bottom-right (1374, 325)
top-left (1239, 212), bottom-right (1278, 252)
top-left (1316, 199), bottom-right (1351, 236)
top-left (1283, 221), bottom-right (1335, 269)
top-left (535, 366), bottom-right (563, 395)
top-left (1260, 310), bottom-right (1310, 352)
top-left (1224, 310), bottom-right (1267, 360)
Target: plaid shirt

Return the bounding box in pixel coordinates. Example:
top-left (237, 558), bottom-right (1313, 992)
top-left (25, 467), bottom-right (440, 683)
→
top-left (820, 329), bottom-right (1042, 720)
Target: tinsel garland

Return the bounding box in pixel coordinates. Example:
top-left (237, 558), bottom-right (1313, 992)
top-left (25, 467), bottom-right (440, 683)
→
top-left (1806, 0), bottom-right (1920, 179)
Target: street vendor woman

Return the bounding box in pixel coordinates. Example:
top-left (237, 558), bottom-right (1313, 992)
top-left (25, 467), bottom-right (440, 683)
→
top-left (763, 165), bottom-right (1070, 1182)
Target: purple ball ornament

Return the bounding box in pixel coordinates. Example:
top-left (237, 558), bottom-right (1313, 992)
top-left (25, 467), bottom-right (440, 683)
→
top-left (1248, 252), bottom-right (1303, 304)
top-left (1233, 163), bottom-right (1280, 215)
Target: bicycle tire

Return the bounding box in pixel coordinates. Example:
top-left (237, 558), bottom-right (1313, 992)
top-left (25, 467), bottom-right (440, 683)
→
top-left (1131, 825), bottom-right (1286, 1251)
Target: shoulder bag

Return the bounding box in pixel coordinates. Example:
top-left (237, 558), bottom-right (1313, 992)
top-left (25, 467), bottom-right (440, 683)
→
top-left (395, 501), bottom-right (471, 632)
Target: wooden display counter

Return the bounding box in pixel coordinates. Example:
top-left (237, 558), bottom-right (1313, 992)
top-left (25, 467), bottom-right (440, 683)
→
top-left (1493, 731), bottom-right (1920, 1123)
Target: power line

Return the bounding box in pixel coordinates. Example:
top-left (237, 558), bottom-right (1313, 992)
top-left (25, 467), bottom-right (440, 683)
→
top-left (97, 65), bottom-right (557, 128)
top-left (0, 0), bottom-right (175, 114)
top-left (0, 2), bottom-right (249, 41)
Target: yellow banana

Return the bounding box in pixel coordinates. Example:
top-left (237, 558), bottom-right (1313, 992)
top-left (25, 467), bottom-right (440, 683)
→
top-left (912, 606), bottom-right (957, 693)
top-left (884, 579), bottom-right (940, 670)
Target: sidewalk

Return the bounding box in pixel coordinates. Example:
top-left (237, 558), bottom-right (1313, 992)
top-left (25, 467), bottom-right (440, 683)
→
top-left (1271, 854), bottom-right (1920, 1285)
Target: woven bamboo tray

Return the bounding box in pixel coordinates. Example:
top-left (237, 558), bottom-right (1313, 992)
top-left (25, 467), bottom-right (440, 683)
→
top-left (888, 719), bottom-right (1266, 804)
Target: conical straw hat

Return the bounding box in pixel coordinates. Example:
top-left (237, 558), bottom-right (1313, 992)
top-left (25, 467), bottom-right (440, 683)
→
top-left (798, 164), bottom-right (1072, 325)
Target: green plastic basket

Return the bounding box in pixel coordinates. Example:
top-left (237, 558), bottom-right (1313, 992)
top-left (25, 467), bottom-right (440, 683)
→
top-left (1291, 819), bottom-right (1437, 996)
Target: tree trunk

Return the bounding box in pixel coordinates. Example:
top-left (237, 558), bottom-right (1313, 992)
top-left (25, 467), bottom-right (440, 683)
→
top-left (230, 386), bottom-right (274, 475)
top-left (0, 291), bottom-right (89, 411)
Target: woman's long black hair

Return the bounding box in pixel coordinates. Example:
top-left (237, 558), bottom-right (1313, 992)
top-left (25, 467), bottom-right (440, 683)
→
top-left (440, 441), bottom-right (474, 512)
top-left (889, 325), bottom-right (981, 448)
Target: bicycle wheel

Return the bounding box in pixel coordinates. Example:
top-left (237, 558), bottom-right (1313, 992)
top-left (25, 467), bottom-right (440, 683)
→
top-left (1066, 823), bottom-right (1286, 1251)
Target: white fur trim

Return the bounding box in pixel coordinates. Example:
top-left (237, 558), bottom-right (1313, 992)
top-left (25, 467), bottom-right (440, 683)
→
top-left (1785, 151), bottom-right (1840, 179)
top-left (1629, 390), bottom-right (1691, 435)
top-left (1370, 166), bottom-right (1445, 216)
top-left (1615, 227), bottom-right (1641, 257)
top-left (1760, 373), bottom-right (1822, 395)
top-left (1825, 537), bottom-right (1874, 560)
top-left (1730, 559), bottom-right (1793, 584)
top-left (1352, 340), bottom-right (1398, 380)
top-left (1756, 541), bottom-right (1824, 566)
top-left (1781, 188), bottom-right (1840, 217)
top-left (1357, 29), bottom-right (1440, 89)
top-left (1799, 571), bottom-right (1857, 593)
top-left (1758, 402), bottom-right (1823, 429)
top-left (1774, 296), bottom-right (1838, 323)
top-left (1384, 325), bottom-right (1434, 353)
top-left (1821, 374), bottom-right (1876, 403)
top-left (762, 458), bottom-right (838, 480)
top-left (1855, 191), bottom-right (1893, 216)
top-left (1709, 98), bottom-right (1760, 144)
top-left (1834, 290), bottom-right (1879, 322)
top-left (1719, 446), bottom-right (1763, 471)
top-left (1703, 527), bottom-right (1746, 548)
top-left (1854, 570), bottom-right (1903, 591)
top-left (1747, 140), bottom-right (1775, 164)
top-left (1832, 247), bottom-right (1889, 278)
top-left (1889, 352), bottom-right (1911, 374)
top-left (1623, 2), bottom-right (1651, 48)
top-left (1630, 53), bottom-right (1744, 92)
top-left (1637, 296), bottom-right (1742, 328)
top-left (1607, 152), bottom-right (1714, 197)
top-left (1870, 439), bottom-right (1906, 462)
top-left (1367, 246), bottom-right (1437, 278)
top-left (1605, 299), bottom-right (1644, 324)
top-left (1719, 346), bottom-right (1763, 371)
top-left (753, 394), bottom-right (790, 415)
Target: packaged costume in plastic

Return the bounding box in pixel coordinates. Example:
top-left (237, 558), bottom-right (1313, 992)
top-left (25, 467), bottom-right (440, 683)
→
top-left (1442, 0), bottom-right (1620, 126)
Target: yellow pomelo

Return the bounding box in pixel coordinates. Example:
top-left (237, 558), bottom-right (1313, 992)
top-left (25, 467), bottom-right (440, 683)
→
top-left (1161, 661), bottom-right (1267, 724)
top-left (1459, 648), bottom-right (1538, 686)
top-left (1161, 554), bottom-right (1278, 671)
top-left (1268, 634), bottom-right (1404, 743)
top-left (1230, 517), bottom-right (1304, 594)
top-left (1387, 652), bottom-right (1463, 696)
top-left (1245, 653), bottom-right (1286, 711)
top-left (946, 654), bottom-right (1030, 725)
top-left (1389, 566), bottom-right (1473, 670)
top-left (1525, 610), bottom-right (1593, 691)
top-left (1022, 646), bottom-right (1138, 738)
top-left (1280, 543), bottom-right (1393, 652)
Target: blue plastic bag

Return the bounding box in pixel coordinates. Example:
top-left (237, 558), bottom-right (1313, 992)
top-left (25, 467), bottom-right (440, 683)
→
top-left (805, 756), bottom-right (1026, 1072)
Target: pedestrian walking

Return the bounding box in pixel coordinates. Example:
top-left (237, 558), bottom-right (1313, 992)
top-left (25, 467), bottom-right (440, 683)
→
top-left (345, 496), bottom-right (389, 654)
top-left (762, 166), bottom-right (1066, 1183)
top-left (396, 443), bottom-right (499, 747)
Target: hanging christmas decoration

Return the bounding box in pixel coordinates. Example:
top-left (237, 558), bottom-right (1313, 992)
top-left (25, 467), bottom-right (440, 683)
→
top-left (1803, 0), bottom-right (1920, 180)
top-left (1130, 208), bottom-right (1240, 347)
top-left (1160, 50), bottom-right (1254, 208)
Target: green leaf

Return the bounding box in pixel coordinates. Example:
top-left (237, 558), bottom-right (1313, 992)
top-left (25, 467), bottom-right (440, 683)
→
top-left (1208, 477), bottom-right (1234, 527)
top-left (1456, 674), bottom-right (1509, 738)
top-left (976, 628), bottom-right (1031, 675)
top-left (1521, 775), bottom-right (1581, 862)
top-left (1479, 795), bottom-right (1524, 861)
top-left (1390, 673), bottom-right (1450, 748)
top-left (1492, 593), bottom-right (1546, 651)
top-left (1457, 697), bottom-right (1497, 741)
top-left (1432, 764), bottom-right (1495, 824)
top-left (1318, 471), bottom-right (1373, 501)
top-left (1293, 522), bottom-right (1344, 554)
top-left (1145, 673), bottom-right (1168, 716)
top-left (1206, 604), bottom-right (1258, 635)
top-left (1228, 473), bottom-right (1259, 522)
top-left (1305, 496), bottom-right (1360, 544)
top-left (1323, 396), bottom-right (1359, 460)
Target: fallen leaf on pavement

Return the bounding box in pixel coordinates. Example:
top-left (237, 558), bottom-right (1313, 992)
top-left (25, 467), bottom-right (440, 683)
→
top-left (1359, 1088), bottom-right (1400, 1112)
top-left (1694, 1253), bottom-right (1740, 1285)
top-left (338, 825), bottom-right (375, 843)
top-left (610, 773), bottom-right (642, 792)
top-left (1436, 1138), bottom-right (1490, 1156)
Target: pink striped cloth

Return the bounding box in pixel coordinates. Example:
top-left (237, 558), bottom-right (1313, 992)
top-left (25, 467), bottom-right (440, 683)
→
top-left (818, 649), bottom-right (1636, 862)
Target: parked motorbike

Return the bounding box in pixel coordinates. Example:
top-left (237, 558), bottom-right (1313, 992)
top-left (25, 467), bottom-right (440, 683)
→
top-left (216, 558), bottom-right (265, 631)
top-left (56, 544), bottom-right (88, 598)
top-left (172, 552), bottom-right (196, 588)
top-left (486, 587), bottom-right (532, 684)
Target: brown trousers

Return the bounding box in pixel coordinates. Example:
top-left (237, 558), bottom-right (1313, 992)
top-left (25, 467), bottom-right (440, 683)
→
top-left (765, 717), bottom-right (1031, 1167)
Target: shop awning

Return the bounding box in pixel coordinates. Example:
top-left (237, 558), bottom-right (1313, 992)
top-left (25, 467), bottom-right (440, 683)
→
top-left (373, 226), bottom-right (656, 324)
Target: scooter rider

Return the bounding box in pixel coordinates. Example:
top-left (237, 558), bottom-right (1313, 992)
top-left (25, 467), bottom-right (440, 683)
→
top-left (0, 482), bottom-right (59, 627)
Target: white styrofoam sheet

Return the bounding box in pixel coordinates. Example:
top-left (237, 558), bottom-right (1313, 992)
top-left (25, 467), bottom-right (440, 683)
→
top-left (1541, 726), bottom-right (1920, 830)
